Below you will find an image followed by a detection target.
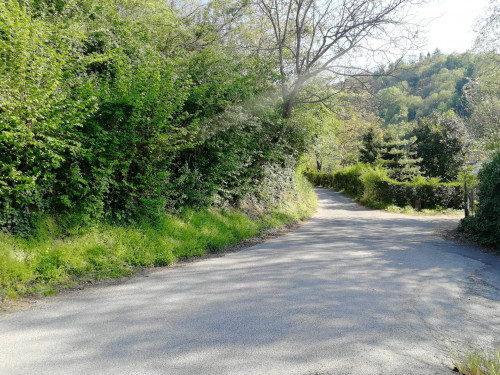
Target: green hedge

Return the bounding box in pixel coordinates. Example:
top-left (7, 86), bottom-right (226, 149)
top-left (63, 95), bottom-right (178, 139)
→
top-left (304, 164), bottom-right (365, 196)
top-left (0, 0), bottom-right (302, 235)
top-left (304, 165), bottom-right (464, 209)
top-left (372, 180), bottom-right (463, 209)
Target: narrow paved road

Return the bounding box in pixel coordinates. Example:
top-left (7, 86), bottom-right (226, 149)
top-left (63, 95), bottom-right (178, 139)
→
top-left (1, 189), bottom-right (499, 375)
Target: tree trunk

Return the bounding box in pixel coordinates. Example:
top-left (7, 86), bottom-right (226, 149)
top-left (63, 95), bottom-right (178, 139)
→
top-left (283, 97), bottom-right (295, 119)
top-left (316, 158), bottom-right (322, 171)
top-left (272, 91), bottom-right (298, 143)
top-left (464, 179), bottom-right (469, 218)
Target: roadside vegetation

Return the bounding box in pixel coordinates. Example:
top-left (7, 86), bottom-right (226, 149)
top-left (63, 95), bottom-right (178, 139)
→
top-left (460, 152), bottom-right (500, 248)
top-left (0, 0), bottom-right (322, 300)
top-left (305, 163), bottom-right (464, 214)
top-left (0, 175), bottom-right (316, 300)
top-left (453, 350), bottom-right (500, 375)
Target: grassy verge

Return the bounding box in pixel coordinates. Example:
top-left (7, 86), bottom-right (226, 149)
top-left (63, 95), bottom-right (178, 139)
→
top-left (453, 350), bottom-right (500, 375)
top-left (0, 177), bottom-right (317, 301)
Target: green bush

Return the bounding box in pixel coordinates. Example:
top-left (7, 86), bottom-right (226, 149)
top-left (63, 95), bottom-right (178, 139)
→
top-left (360, 167), bottom-right (389, 202)
top-left (305, 165), bottom-right (464, 209)
top-left (372, 179), bottom-right (462, 209)
top-left (304, 164), bottom-right (366, 197)
top-left (0, 0), bottom-right (304, 235)
top-left (0, 0), bottom-right (94, 234)
top-left (461, 151), bottom-right (500, 248)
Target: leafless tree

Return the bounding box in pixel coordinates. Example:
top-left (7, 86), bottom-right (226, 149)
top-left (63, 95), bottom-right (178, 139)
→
top-left (253, 0), bottom-right (427, 122)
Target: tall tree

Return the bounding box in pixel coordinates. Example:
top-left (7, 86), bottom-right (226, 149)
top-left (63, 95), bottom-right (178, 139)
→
top-left (412, 112), bottom-right (470, 181)
top-left (380, 131), bottom-right (421, 181)
top-left (474, 0), bottom-right (499, 56)
top-left (359, 127), bottom-right (383, 164)
top-left (252, 0), bottom-right (426, 126)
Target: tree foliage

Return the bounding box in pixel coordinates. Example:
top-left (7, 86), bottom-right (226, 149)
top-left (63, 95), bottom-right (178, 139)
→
top-left (466, 1), bottom-right (500, 150)
top-left (411, 112), bottom-right (470, 181)
top-left (359, 128), bottom-right (383, 165)
top-left (379, 132), bottom-right (422, 182)
top-left (0, 0), bottom-right (295, 234)
top-left (358, 127), bottom-right (421, 182)
top-left (372, 52), bottom-right (474, 125)
top-left (461, 151), bottom-right (500, 248)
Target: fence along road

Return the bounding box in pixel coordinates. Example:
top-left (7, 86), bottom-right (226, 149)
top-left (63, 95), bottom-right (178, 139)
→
top-left (1, 188), bottom-right (499, 375)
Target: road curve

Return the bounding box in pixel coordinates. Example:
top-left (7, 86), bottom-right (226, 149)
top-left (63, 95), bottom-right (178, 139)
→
top-left (1, 188), bottom-right (499, 375)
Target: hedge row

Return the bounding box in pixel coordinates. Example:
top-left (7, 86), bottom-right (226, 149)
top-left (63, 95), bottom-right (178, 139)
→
top-left (304, 165), bottom-right (365, 196)
top-left (304, 166), bottom-right (464, 209)
top-left (371, 180), bottom-right (463, 209)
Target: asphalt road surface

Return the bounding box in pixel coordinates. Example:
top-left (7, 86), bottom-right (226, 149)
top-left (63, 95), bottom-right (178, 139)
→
top-left (1, 188), bottom-right (499, 375)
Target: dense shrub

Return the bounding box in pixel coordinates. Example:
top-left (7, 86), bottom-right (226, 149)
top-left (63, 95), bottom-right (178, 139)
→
top-left (304, 164), bottom-right (366, 196)
top-left (371, 179), bottom-right (463, 209)
top-left (0, 0), bottom-right (94, 234)
top-left (305, 165), bottom-right (464, 209)
top-left (460, 151), bottom-right (500, 248)
top-left (0, 0), bottom-right (303, 235)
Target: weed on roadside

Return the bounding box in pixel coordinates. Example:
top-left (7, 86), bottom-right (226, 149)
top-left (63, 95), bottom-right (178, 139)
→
top-left (453, 350), bottom-right (500, 375)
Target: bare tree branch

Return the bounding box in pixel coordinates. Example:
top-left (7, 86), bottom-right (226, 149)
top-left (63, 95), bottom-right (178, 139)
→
top-left (252, 0), bottom-right (427, 124)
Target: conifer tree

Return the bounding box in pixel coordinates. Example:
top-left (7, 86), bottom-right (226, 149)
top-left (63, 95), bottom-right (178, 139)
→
top-left (359, 128), bottom-right (382, 165)
top-left (380, 132), bottom-right (422, 181)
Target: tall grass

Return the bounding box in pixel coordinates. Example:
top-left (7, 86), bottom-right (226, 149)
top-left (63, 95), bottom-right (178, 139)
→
top-left (453, 350), bottom-right (500, 375)
top-left (0, 177), bottom-right (317, 300)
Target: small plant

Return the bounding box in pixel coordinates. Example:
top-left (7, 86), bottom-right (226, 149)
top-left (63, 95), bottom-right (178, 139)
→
top-left (401, 205), bottom-right (416, 214)
top-left (453, 350), bottom-right (500, 375)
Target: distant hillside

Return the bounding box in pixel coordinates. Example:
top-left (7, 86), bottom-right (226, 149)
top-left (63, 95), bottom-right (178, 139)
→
top-left (371, 51), bottom-right (476, 125)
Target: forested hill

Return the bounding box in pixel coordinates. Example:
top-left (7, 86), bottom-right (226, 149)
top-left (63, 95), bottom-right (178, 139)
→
top-left (372, 51), bottom-right (475, 125)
